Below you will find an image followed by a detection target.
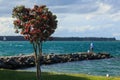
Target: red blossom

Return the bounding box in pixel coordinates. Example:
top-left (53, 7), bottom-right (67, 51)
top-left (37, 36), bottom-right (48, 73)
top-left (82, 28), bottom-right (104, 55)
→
top-left (14, 20), bottom-right (21, 26)
top-left (42, 15), bottom-right (47, 20)
top-left (30, 28), bottom-right (41, 35)
top-left (15, 29), bottom-right (19, 33)
top-left (24, 35), bottom-right (30, 40)
top-left (12, 5), bottom-right (57, 42)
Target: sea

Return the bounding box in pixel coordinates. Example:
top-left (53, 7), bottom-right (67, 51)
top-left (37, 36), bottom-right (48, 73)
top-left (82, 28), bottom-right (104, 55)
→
top-left (0, 41), bottom-right (120, 76)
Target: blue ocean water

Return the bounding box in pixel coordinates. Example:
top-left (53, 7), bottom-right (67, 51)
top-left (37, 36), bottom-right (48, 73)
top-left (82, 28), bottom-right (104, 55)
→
top-left (0, 41), bottom-right (120, 76)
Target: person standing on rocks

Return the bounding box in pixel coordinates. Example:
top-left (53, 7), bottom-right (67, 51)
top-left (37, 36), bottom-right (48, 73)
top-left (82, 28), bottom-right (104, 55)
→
top-left (90, 42), bottom-right (94, 52)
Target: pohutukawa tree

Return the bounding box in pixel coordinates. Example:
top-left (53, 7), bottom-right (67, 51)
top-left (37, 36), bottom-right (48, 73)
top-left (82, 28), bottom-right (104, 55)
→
top-left (12, 5), bottom-right (57, 80)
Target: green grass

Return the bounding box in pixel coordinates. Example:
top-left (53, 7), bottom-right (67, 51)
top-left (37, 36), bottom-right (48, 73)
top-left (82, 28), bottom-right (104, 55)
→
top-left (0, 69), bottom-right (120, 80)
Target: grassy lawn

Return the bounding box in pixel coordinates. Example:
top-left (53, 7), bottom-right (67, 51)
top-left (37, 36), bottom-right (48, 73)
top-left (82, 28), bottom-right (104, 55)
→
top-left (0, 69), bottom-right (120, 80)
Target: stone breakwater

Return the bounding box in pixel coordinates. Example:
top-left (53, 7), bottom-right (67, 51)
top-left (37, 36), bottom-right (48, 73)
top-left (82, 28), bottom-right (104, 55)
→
top-left (0, 52), bottom-right (113, 69)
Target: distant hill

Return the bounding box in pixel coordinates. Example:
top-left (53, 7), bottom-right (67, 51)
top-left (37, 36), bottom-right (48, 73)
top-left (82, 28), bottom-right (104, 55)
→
top-left (0, 36), bottom-right (26, 41)
top-left (0, 36), bottom-right (116, 41)
top-left (49, 37), bottom-right (116, 41)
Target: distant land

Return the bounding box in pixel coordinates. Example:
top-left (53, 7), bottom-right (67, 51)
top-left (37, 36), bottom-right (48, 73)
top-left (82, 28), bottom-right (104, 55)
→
top-left (0, 36), bottom-right (116, 41)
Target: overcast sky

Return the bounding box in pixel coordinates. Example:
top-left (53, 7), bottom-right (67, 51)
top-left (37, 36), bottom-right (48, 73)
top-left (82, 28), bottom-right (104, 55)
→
top-left (0, 0), bottom-right (120, 40)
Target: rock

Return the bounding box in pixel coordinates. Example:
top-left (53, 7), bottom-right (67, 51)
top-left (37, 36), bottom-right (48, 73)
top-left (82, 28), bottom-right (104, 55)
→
top-left (0, 52), bottom-right (113, 69)
top-left (0, 60), bottom-right (7, 68)
top-left (46, 54), bottom-right (51, 60)
top-left (19, 53), bottom-right (24, 56)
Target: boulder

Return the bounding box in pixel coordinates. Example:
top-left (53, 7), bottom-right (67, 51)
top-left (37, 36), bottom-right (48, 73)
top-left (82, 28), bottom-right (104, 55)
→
top-left (0, 52), bottom-right (113, 69)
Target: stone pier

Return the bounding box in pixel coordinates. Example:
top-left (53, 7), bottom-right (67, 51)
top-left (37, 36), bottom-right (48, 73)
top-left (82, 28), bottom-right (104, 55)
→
top-left (0, 52), bottom-right (113, 69)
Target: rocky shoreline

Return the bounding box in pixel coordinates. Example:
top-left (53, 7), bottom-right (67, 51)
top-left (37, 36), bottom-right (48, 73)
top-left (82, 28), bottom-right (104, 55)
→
top-left (0, 52), bottom-right (113, 69)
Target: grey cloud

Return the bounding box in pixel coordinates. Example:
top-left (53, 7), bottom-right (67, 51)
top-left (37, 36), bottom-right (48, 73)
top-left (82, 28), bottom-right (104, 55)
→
top-left (96, 0), bottom-right (120, 13)
top-left (39, 0), bottom-right (76, 6)
top-left (0, 0), bottom-right (35, 17)
top-left (49, 2), bottom-right (99, 14)
top-left (0, 0), bottom-right (100, 17)
top-left (1, 0), bottom-right (120, 17)
top-left (50, 0), bottom-right (120, 14)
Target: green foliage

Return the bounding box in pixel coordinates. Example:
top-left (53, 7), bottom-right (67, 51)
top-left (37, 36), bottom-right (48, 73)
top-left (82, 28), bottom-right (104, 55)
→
top-left (0, 69), bottom-right (120, 80)
top-left (12, 5), bottom-right (57, 42)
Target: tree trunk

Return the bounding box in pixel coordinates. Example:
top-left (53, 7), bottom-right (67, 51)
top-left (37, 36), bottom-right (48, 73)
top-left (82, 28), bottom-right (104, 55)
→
top-left (36, 58), bottom-right (41, 80)
top-left (33, 41), bottom-right (42, 80)
top-left (38, 41), bottom-right (42, 80)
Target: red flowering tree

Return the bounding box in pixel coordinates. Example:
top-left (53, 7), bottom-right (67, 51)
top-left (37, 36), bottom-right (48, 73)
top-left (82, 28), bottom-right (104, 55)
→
top-left (12, 5), bottom-right (57, 80)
